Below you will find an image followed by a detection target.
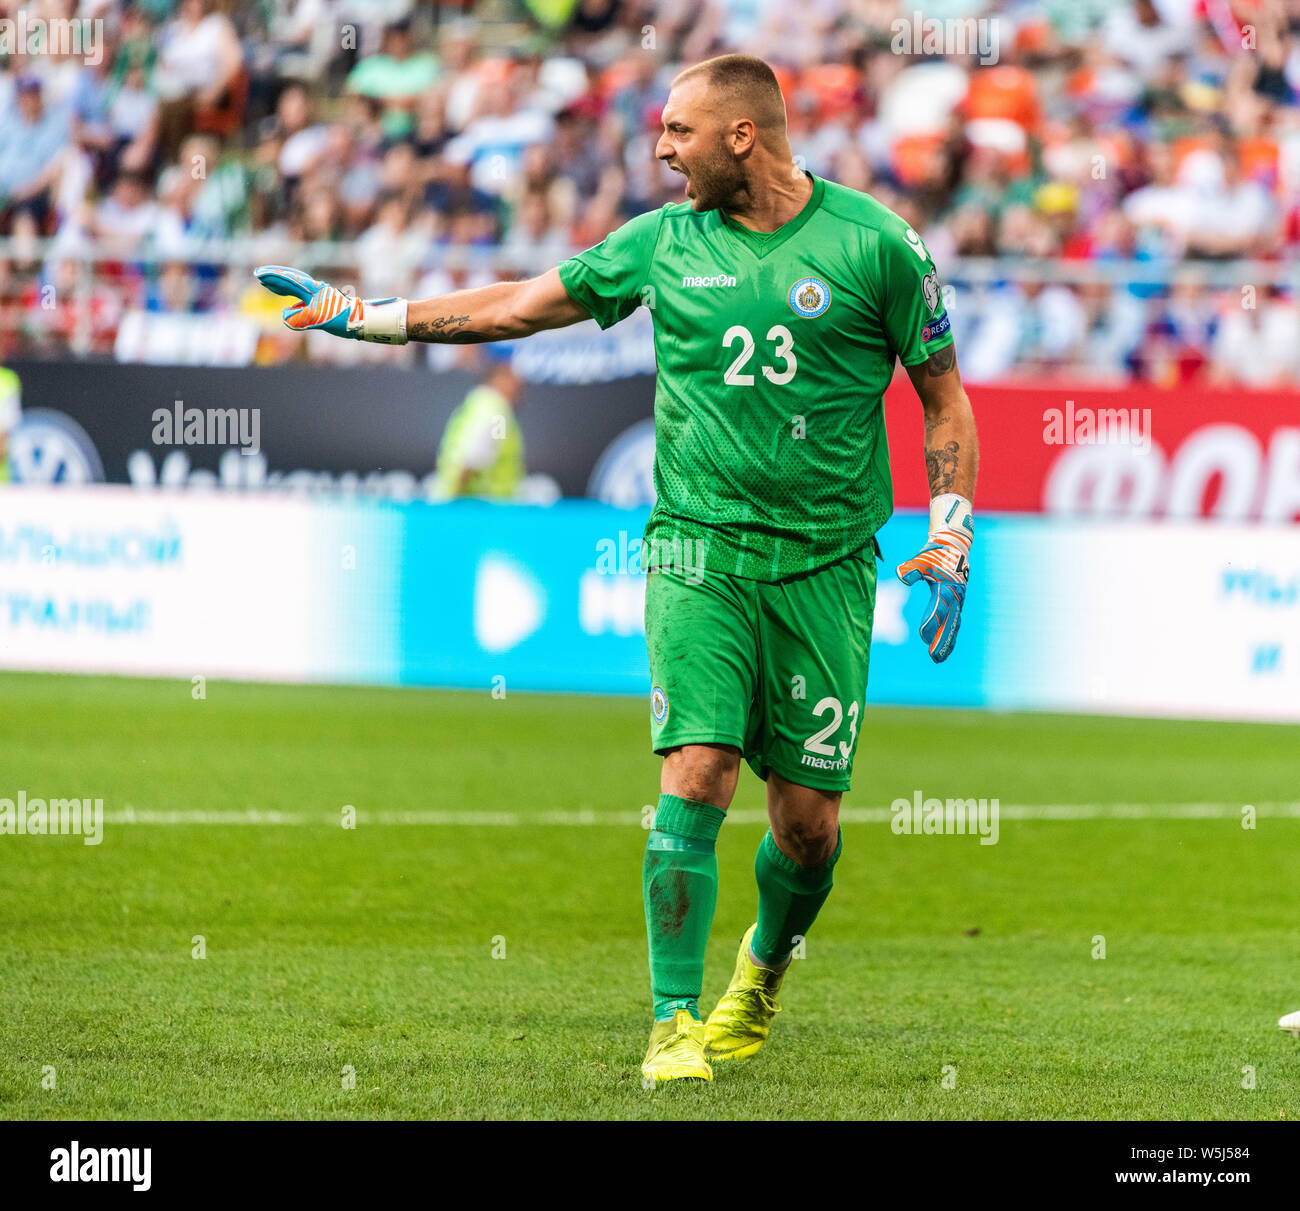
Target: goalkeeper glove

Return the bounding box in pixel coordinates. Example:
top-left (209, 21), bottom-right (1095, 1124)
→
top-left (896, 493), bottom-right (973, 664)
top-left (253, 265), bottom-right (408, 344)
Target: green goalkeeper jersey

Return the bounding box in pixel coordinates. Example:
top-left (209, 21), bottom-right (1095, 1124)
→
top-left (557, 173), bottom-right (954, 582)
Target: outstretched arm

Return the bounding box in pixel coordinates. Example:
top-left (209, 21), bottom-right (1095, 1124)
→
top-left (254, 265), bottom-right (590, 345)
top-left (405, 269), bottom-right (590, 343)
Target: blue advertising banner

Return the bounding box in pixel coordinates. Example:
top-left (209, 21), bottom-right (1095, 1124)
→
top-left (388, 500), bottom-right (982, 705)
top-left (4, 489), bottom-right (1297, 721)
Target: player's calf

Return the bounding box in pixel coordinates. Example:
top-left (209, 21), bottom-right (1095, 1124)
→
top-left (706, 812), bottom-right (844, 1062)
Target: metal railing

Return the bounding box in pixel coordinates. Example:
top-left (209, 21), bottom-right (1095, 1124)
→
top-left (2, 236), bottom-right (1296, 360)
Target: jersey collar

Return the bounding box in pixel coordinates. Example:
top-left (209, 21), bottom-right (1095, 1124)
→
top-left (717, 172), bottom-right (825, 259)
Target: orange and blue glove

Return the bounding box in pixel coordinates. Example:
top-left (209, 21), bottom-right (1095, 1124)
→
top-left (254, 265), bottom-right (409, 344)
top-left (896, 493), bottom-right (973, 664)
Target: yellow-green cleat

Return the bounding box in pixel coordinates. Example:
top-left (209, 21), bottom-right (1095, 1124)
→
top-left (704, 924), bottom-right (784, 1062)
top-left (641, 1009), bottom-right (713, 1083)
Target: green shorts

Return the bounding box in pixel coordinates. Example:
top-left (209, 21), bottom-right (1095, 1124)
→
top-left (644, 543), bottom-right (877, 792)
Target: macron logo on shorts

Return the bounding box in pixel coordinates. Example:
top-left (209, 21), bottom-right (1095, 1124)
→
top-left (801, 753), bottom-right (849, 772)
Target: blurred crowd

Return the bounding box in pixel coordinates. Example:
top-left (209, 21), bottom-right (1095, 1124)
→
top-left (1, 0), bottom-right (1299, 384)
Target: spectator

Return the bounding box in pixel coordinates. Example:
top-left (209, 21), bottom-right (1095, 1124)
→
top-left (91, 171), bottom-right (161, 253)
top-left (153, 0), bottom-right (243, 163)
top-left (1103, 0), bottom-right (1195, 78)
top-left (354, 195), bottom-right (428, 297)
top-left (345, 17), bottom-right (439, 139)
top-left (154, 133), bottom-right (246, 252)
top-left (1211, 284), bottom-right (1300, 387)
top-left (275, 84), bottom-right (331, 197)
top-left (500, 190), bottom-right (574, 271)
top-left (443, 76), bottom-right (555, 199)
top-left (269, 0), bottom-right (340, 85)
top-left (107, 64), bottom-right (162, 179)
top-left (609, 53), bottom-right (667, 141)
top-left (1181, 142), bottom-right (1276, 259)
top-left (144, 260), bottom-right (204, 312)
top-left (1122, 140), bottom-right (1191, 258)
top-left (0, 78), bottom-right (73, 236)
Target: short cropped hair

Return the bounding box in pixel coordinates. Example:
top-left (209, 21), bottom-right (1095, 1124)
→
top-left (672, 54), bottom-right (787, 133)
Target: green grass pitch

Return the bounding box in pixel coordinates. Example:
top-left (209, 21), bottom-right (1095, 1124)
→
top-left (1, 670), bottom-right (1298, 1120)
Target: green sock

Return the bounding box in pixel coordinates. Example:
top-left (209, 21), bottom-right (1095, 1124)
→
top-left (643, 792), bottom-right (726, 1021)
top-left (752, 828), bottom-right (843, 968)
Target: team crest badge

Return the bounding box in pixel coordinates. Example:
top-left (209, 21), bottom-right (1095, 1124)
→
top-left (651, 685), bottom-right (669, 725)
top-left (787, 276), bottom-right (831, 318)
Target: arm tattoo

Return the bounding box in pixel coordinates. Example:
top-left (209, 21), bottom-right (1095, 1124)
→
top-left (926, 440), bottom-right (960, 495)
top-left (406, 314), bottom-right (488, 344)
top-left (922, 344), bottom-right (956, 376)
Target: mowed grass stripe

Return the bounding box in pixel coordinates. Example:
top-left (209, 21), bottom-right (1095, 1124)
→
top-left (83, 802), bottom-right (1300, 827)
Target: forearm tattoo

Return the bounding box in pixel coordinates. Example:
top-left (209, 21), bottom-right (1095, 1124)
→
top-left (406, 314), bottom-right (487, 343)
top-left (926, 439), bottom-right (960, 495)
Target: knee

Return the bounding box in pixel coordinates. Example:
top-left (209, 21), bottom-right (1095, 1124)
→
top-left (771, 809), bottom-right (840, 867)
top-left (663, 744), bottom-right (740, 808)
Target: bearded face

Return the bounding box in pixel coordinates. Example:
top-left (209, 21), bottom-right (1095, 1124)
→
top-left (673, 132), bottom-right (749, 213)
top-left (656, 78), bottom-right (754, 213)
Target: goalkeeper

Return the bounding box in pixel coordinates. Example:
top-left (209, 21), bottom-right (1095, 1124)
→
top-left (256, 53), bottom-right (979, 1084)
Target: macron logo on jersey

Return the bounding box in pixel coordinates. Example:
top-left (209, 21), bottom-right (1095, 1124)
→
top-left (682, 274), bottom-right (737, 288)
